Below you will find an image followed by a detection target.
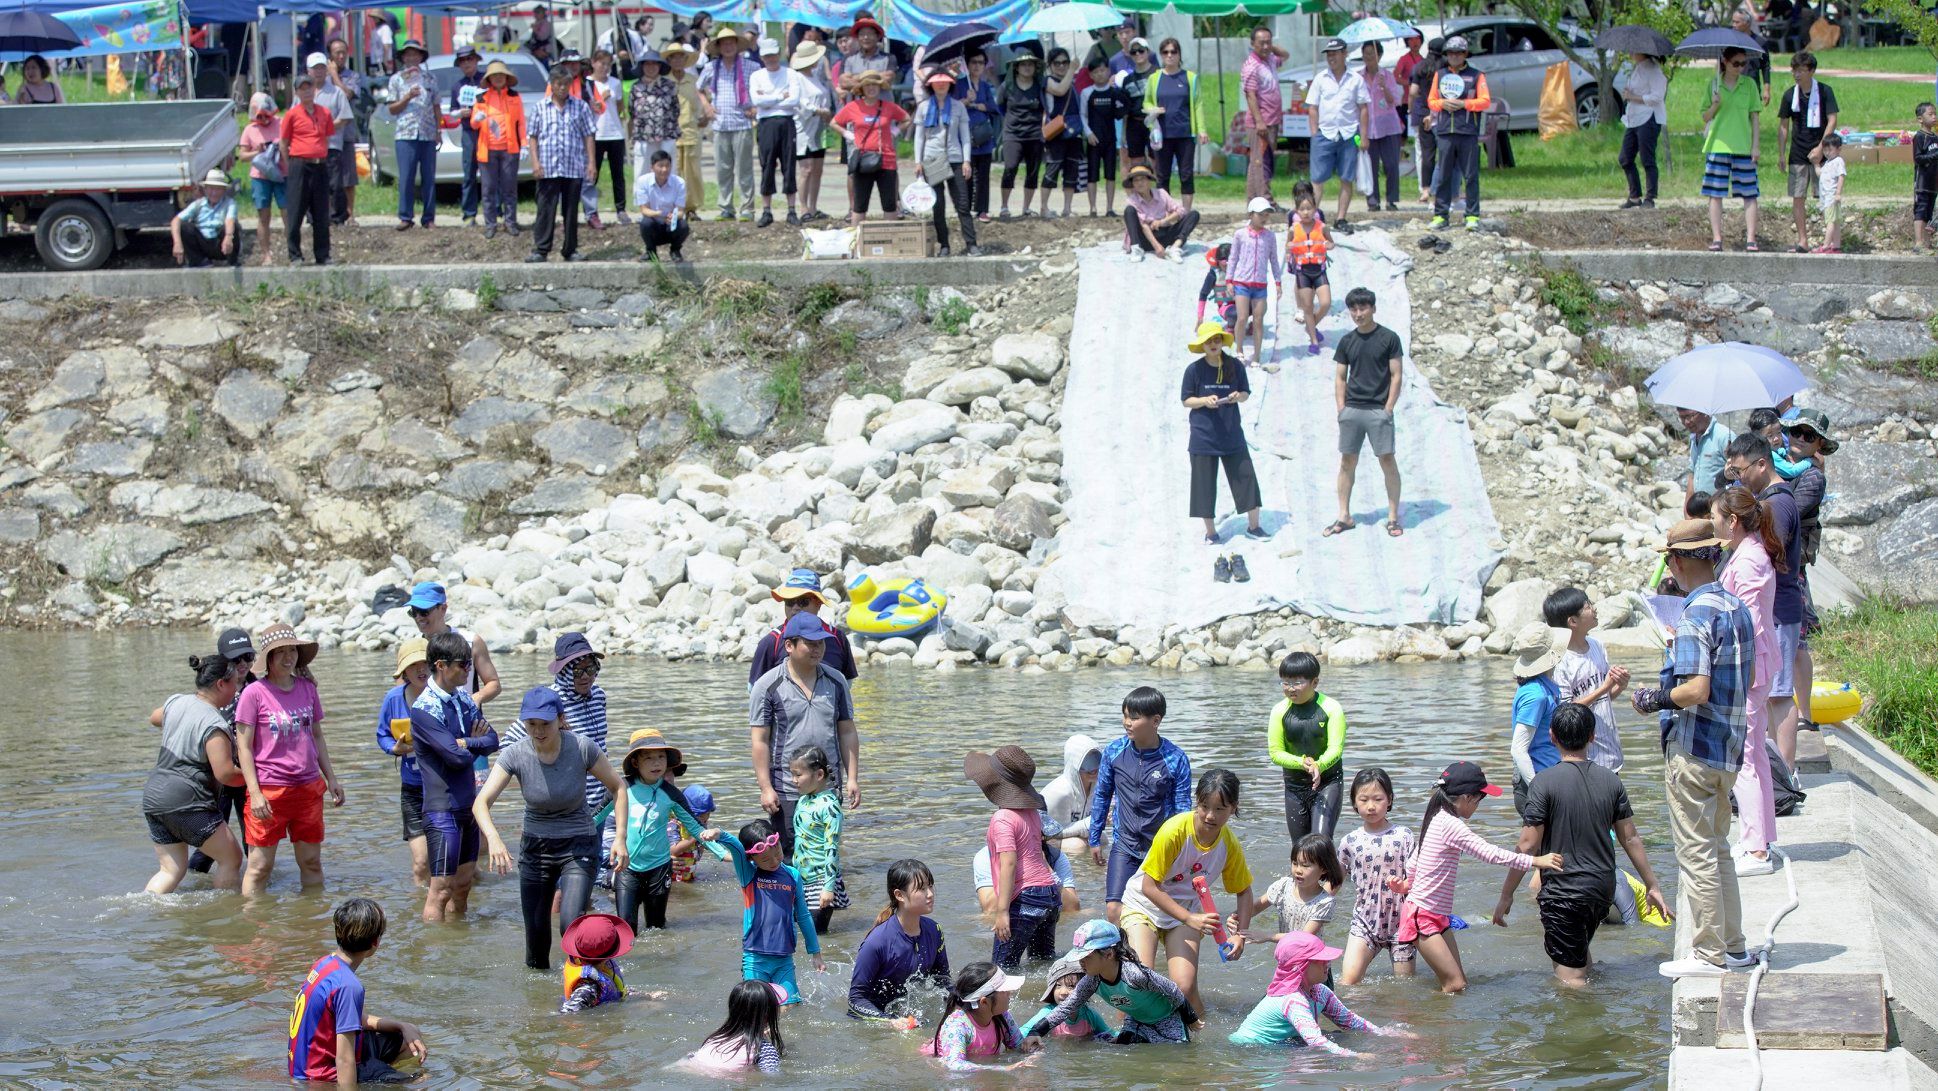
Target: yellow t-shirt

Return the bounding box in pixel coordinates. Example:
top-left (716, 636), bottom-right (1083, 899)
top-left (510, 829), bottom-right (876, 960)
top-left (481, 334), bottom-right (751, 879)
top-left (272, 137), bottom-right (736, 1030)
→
top-left (1120, 812), bottom-right (1252, 930)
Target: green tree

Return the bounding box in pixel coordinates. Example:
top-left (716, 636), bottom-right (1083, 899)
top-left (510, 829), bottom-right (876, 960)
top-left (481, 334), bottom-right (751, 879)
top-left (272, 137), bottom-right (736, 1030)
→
top-left (1499, 0), bottom-right (1693, 125)
top-left (1870, 0), bottom-right (1938, 60)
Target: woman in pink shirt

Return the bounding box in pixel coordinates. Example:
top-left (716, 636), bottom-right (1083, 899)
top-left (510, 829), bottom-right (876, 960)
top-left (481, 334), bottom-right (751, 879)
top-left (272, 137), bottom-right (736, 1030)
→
top-left (1360, 43), bottom-right (1406, 211)
top-left (237, 93), bottom-right (284, 266)
top-left (234, 624), bottom-right (343, 896)
top-left (1122, 164), bottom-right (1200, 262)
top-left (966, 745), bottom-right (1059, 972)
top-left (1398, 762), bottom-right (1559, 993)
top-left (1715, 488), bottom-right (1782, 870)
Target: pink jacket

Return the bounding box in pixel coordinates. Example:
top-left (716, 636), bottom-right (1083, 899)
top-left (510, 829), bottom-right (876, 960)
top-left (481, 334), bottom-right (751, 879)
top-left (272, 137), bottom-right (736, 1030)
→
top-left (1721, 534), bottom-right (1779, 692)
top-left (1405, 811), bottom-right (1531, 916)
top-left (1227, 225), bottom-right (1283, 287)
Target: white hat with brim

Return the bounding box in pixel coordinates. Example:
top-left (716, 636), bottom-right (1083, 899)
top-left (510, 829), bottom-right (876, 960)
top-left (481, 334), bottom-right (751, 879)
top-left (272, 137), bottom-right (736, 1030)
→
top-left (200, 169), bottom-right (233, 189)
top-left (1511, 624), bottom-right (1569, 679)
top-left (962, 970), bottom-right (1025, 1003)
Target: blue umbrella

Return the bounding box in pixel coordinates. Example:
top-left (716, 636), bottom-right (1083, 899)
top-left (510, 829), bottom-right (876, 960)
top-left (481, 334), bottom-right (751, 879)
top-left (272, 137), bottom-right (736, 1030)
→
top-left (926, 21), bottom-right (998, 65)
top-left (1020, 2), bottom-right (1123, 34)
top-left (1674, 26), bottom-right (1765, 60)
top-left (1338, 17), bottom-right (1414, 46)
top-left (1645, 341), bottom-right (1808, 415)
top-left (0, 9), bottom-right (82, 54)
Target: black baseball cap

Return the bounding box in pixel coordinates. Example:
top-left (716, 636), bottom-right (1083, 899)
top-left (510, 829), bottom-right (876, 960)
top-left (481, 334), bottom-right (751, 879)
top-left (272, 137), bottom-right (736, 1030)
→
top-left (217, 627), bottom-right (256, 661)
top-left (1436, 760), bottom-right (1502, 798)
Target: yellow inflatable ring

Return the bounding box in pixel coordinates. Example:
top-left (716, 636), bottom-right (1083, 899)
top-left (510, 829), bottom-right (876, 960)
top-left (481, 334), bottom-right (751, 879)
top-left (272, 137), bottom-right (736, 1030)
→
top-left (844, 572), bottom-right (948, 640)
top-left (1808, 681), bottom-right (1862, 725)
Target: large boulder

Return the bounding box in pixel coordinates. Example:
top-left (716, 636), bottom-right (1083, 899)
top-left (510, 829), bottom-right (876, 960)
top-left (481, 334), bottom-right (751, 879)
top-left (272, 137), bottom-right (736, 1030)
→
top-left (851, 505), bottom-right (936, 564)
top-left (990, 332), bottom-right (1064, 381)
top-left (454, 340), bottom-right (568, 400)
top-left (1821, 438), bottom-right (1938, 526)
top-left (927, 367), bottom-right (1011, 407)
top-left (271, 390), bottom-right (384, 464)
top-left (38, 523), bottom-right (184, 582)
top-left (1843, 320), bottom-right (1936, 366)
top-left (868, 400), bottom-right (962, 453)
top-left (211, 369), bottom-right (288, 439)
top-left (532, 417), bottom-right (637, 474)
top-left (1875, 498), bottom-right (1938, 600)
top-left (692, 365), bottom-right (779, 438)
top-left (27, 351), bottom-right (107, 411)
top-left (987, 493), bottom-right (1055, 552)
top-left (4, 408), bottom-right (86, 463)
top-left (1483, 577), bottom-right (1555, 634)
top-left (824, 393), bottom-right (892, 444)
top-left (939, 464), bottom-right (1016, 509)
top-left (726, 473), bottom-right (819, 532)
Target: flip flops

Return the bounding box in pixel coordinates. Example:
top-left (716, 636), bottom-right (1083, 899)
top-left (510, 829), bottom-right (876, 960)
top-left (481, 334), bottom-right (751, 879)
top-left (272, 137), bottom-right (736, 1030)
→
top-left (1322, 520), bottom-right (1354, 537)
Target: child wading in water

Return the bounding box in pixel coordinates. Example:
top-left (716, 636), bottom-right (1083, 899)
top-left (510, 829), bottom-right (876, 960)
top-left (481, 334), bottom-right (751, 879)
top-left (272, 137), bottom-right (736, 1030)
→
top-left (1119, 769), bottom-right (1258, 1020)
top-left (790, 746), bottom-right (848, 935)
top-left (849, 859), bottom-right (951, 1024)
top-left (680, 980), bottom-right (789, 1075)
top-left (1335, 767), bottom-right (1416, 983)
top-left (1229, 933), bottom-right (1417, 1052)
top-left (1029, 920), bottom-right (1198, 1043)
top-left (1018, 952), bottom-right (1112, 1040)
top-left (1252, 833), bottom-right (1343, 941)
top-left (602, 728), bottom-right (716, 933)
top-left (1268, 651), bottom-right (1348, 842)
top-left (670, 784), bottom-right (715, 883)
top-left (922, 962), bottom-right (1038, 1071)
top-left (1398, 762), bottom-right (1562, 993)
top-left (722, 818), bottom-right (825, 1003)
top-left (559, 911), bottom-right (665, 1012)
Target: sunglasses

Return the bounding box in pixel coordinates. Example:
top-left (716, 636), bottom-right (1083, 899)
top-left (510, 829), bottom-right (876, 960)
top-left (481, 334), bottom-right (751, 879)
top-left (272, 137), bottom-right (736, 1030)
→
top-left (408, 606), bottom-right (435, 618)
top-left (1130, 47), bottom-right (1148, 54)
top-left (1727, 59), bottom-right (1746, 68)
top-left (575, 660), bottom-right (603, 676)
top-left (1161, 48), bottom-right (1180, 55)
top-left (435, 656), bottom-right (473, 669)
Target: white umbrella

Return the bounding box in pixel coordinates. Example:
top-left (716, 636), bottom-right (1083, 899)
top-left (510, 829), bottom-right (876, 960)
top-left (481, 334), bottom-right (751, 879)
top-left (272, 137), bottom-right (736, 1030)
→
top-left (1645, 342), bottom-right (1808, 415)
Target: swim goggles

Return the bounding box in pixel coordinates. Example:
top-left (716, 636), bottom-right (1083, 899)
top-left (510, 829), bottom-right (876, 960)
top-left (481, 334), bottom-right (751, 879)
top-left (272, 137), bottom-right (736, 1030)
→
top-left (749, 832), bottom-right (781, 855)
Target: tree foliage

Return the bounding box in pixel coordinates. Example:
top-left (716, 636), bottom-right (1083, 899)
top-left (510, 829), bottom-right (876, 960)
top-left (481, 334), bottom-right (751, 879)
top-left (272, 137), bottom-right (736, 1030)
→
top-left (1869, 0), bottom-right (1938, 59)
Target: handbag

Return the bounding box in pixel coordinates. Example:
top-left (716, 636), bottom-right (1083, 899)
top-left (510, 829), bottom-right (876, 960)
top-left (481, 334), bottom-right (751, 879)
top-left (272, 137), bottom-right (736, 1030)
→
top-left (849, 110), bottom-right (885, 175)
top-left (1040, 87), bottom-right (1065, 141)
top-left (252, 146), bottom-right (285, 183)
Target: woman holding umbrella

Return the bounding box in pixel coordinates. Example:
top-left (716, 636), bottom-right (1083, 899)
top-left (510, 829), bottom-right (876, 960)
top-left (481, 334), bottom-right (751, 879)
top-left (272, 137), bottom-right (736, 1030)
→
top-left (1701, 47), bottom-right (1762, 250)
top-left (1598, 25), bottom-right (1672, 209)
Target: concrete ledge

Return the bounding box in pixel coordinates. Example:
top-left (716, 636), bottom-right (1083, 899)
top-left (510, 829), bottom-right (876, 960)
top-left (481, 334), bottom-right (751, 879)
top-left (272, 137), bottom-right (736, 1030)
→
top-left (0, 255), bottom-right (1031, 302)
top-left (1539, 248), bottom-right (1938, 290)
top-left (1671, 1044), bottom-right (1927, 1089)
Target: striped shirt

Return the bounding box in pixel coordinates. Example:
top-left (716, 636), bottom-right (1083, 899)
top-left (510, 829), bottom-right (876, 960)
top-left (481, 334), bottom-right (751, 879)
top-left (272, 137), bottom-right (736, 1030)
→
top-left (1226, 225), bottom-right (1282, 287)
top-left (1403, 811), bottom-right (1532, 916)
top-left (1658, 582), bottom-right (1756, 772)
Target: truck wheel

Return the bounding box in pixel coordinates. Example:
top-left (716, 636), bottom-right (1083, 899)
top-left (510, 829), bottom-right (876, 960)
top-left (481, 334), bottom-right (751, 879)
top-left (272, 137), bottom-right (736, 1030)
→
top-left (34, 199), bottom-right (114, 271)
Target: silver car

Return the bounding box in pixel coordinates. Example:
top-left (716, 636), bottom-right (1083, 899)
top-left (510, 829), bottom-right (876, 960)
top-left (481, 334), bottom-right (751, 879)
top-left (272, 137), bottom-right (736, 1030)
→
top-left (365, 52), bottom-right (549, 184)
top-left (1276, 17), bottom-right (1606, 142)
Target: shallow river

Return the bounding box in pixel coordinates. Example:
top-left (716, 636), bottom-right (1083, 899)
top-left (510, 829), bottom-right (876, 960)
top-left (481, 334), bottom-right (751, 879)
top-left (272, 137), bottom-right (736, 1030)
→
top-left (0, 632), bottom-right (1673, 1088)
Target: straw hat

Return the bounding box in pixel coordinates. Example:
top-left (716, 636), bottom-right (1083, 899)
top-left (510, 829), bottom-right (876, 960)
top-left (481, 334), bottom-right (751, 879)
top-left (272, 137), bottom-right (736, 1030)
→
top-left (791, 41), bottom-right (827, 70)
top-left (662, 42), bottom-right (698, 69)
top-left (483, 59), bottom-right (518, 87)
top-left (623, 727), bottom-right (688, 777)
top-left (255, 623), bottom-right (318, 669)
top-left (199, 169), bottom-right (232, 189)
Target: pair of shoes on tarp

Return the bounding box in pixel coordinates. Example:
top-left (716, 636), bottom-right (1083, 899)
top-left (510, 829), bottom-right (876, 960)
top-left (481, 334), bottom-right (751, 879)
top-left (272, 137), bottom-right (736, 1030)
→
top-left (1213, 554), bottom-right (1251, 583)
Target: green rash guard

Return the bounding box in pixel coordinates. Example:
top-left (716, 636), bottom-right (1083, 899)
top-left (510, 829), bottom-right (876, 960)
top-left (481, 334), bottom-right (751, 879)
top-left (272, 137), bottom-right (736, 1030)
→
top-left (1268, 692), bottom-right (1347, 788)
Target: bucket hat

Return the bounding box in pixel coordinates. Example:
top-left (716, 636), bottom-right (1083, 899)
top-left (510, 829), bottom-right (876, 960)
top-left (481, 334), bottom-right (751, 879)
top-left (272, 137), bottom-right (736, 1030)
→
top-left (1038, 953), bottom-right (1088, 1003)
top-left (1188, 320), bottom-right (1232, 353)
top-left (1266, 932), bottom-right (1345, 995)
top-left (624, 727), bottom-right (688, 777)
top-left (561, 912), bottom-right (635, 960)
top-left (964, 745), bottom-right (1045, 811)
top-left (1655, 518), bottom-right (1726, 554)
top-left (393, 637), bottom-right (428, 679)
top-left (255, 623), bottom-right (318, 670)
top-left (791, 41), bottom-right (826, 70)
top-left (1783, 408), bottom-right (1839, 453)
top-left (1510, 623), bottom-right (1569, 678)
top-left (663, 42), bottom-right (698, 69)
top-left (773, 567), bottom-right (827, 603)
top-left (199, 169), bottom-right (233, 189)
top-left (547, 631), bottom-right (604, 675)
top-left (454, 44), bottom-right (481, 62)
top-left (397, 39), bottom-right (429, 63)
top-left (484, 59), bottom-right (519, 87)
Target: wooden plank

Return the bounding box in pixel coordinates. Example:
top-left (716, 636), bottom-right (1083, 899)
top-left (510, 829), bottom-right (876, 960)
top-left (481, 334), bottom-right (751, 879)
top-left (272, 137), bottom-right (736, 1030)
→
top-left (1716, 972), bottom-right (1888, 1050)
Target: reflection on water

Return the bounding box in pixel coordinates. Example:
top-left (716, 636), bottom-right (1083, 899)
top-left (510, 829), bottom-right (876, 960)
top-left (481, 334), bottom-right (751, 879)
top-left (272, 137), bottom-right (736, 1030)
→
top-left (0, 631), bottom-right (1671, 1088)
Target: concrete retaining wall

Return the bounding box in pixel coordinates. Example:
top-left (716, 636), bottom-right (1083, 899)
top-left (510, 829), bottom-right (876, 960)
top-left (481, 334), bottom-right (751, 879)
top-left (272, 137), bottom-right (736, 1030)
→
top-left (0, 255), bottom-right (1029, 303)
top-left (1540, 249), bottom-right (1938, 292)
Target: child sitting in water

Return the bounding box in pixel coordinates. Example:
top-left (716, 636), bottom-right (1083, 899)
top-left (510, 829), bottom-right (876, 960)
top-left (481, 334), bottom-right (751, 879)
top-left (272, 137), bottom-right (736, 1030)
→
top-left (923, 962), bottom-right (1036, 1071)
top-left (1028, 920), bottom-right (1198, 1043)
top-left (1018, 954), bottom-right (1111, 1040)
top-left (1398, 762), bottom-right (1561, 994)
top-left (790, 746), bottom-right (848, 936)
top-left (1229, 933), bottom-right (1416, 1052)
top-left (680, 980), bottom-right (788, 1075)
top-left (849, 859), bottom-right (951, 1025)
top-left (559, 912), bottom-right (653, 1013)
top-left (1335, 768), bottom-right (1416, 984)
top-left (670, 784), bottom-right (714, 883)
top-left (1252, 833), bottom-right (1343, 941)
top-left (722, 818), bottom-right (825, 1004)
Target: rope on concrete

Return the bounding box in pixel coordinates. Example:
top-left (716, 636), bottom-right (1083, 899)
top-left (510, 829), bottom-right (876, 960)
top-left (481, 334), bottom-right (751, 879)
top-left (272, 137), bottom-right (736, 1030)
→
top-left (1744, 845), bottom-right (1801, 1090)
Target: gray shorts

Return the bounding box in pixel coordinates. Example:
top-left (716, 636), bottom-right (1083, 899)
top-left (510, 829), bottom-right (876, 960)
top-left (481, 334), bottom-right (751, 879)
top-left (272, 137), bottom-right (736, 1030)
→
top-left (1786, 163), bottom-right (1817, 199)
top-left (1338, 405), bottom-right (1396, 457)
top-left (330, 145), bottom-right (359, 189)
top-left (1773, 620), bottom-right (1802, 698)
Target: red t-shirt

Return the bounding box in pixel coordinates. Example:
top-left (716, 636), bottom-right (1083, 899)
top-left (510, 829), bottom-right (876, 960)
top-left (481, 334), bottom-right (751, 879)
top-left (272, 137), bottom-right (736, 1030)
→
top-left (283, 102), bottom-right (336, 160)
top-left (832, 99), bottom-right (909, 170)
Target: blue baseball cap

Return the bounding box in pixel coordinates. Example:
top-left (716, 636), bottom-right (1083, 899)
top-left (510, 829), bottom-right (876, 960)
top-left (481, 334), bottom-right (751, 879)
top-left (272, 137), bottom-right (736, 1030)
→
top-left (406, 581), bottom-right (447, 610)
top-left (1071, 919), bottom-right (1123, 953)
top-left (520, 686), bottom-right (564, 722)
top-left (683, 785), bottom-right (715, 814)
top-left (781, 613), bottom-right (830, 641)
top-left (772, 567), bottom-right (826, 602)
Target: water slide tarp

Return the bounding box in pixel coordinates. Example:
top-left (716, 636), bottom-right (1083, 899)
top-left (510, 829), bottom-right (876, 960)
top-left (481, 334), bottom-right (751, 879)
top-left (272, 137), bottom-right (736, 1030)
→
top-left (1040, 230), bottom-right (1503, 633)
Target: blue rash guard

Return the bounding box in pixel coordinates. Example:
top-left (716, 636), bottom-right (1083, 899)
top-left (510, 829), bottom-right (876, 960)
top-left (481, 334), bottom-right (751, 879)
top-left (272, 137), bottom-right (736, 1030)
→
top-left (1086, 736), bottom-right (1193, 857)
top-left (408, 685), bottom-right (499, 813)
top-left (723, 837), bottom-right (822, 958)
top-left (375, 684), bottom-right (422, 787)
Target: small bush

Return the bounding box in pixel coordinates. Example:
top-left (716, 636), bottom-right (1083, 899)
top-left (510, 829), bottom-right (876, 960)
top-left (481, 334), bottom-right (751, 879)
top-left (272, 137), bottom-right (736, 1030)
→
top-left (766, 353), bottom-right (807, 421)
top-left (936, 297), bottom-right (974, 335)
top-left (1538, 267), bottom-right (1610, 336)
top-left (1814, 598), bottom-right (1938, 778)
top-left (477, 273), bottom-right (499, 310)
top-left (799, 281), bottom-right (847, 323)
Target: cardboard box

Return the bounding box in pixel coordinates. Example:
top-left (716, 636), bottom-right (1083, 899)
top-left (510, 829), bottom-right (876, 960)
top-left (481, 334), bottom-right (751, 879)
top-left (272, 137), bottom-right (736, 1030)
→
top-left (1876, 143), bottom-right (1913, 165)
top-left (855, 220), bottom-right (931, 259)
top-left (1847, 145), bottom-right (1880, 165)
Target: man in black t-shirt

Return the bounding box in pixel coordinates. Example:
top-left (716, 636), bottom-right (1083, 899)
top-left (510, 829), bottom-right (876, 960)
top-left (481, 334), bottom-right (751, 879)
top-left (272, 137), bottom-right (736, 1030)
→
top-left (1327, 287), bottom-right (1404, 539)
top-left (1776, 51), bottom-right (1838, 251)
top-left (1495, 704), bottom-right (1672, 985)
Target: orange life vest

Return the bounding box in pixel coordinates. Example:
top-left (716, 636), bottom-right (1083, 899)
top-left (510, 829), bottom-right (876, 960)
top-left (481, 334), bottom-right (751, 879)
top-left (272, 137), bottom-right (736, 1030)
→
top-left (1288, 220), bottom-right (1327, 266)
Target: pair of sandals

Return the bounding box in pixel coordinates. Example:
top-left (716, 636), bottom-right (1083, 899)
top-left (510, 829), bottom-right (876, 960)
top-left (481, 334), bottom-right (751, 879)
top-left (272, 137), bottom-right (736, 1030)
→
top-left (1706, 240), bottom-right (1760, 252)
top-left (1322, 518), bottom-right (1403, 538)
top-left (1417, 234), bottom-right (1454, 254)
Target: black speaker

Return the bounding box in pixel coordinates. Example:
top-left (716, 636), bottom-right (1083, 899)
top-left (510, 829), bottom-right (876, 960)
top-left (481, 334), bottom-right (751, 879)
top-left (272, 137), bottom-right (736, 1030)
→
top-left (193, 46), bottom-right (230, 99)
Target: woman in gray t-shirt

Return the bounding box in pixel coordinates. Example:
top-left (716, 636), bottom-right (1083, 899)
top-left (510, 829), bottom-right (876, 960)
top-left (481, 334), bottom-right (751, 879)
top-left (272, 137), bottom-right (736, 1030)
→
top-left (475, 686), bottom-right (628, 969)
top-left (142, 655), bottom-right (247, 893)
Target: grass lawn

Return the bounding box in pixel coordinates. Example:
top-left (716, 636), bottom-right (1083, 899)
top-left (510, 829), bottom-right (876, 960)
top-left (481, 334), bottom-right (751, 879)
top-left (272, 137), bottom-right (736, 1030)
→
top-left (1814, 598), bottom-right (1938, 781)
top-left (1776, 45), bottom-right (1936, 75)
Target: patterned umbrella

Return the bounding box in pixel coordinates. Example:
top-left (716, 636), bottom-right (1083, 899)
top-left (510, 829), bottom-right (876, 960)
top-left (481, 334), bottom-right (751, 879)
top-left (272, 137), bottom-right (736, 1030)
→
top-left (1338, 17), bottom-right (1414, 45)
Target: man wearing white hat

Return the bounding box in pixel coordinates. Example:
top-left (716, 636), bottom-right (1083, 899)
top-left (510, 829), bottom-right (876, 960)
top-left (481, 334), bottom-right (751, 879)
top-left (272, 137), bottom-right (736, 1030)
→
top-left (306, 53), bottom-right (355, 227)
top-left (749, 37), bottom-right (804, 227)
top-left (172, 169), bottom-right (240, 267)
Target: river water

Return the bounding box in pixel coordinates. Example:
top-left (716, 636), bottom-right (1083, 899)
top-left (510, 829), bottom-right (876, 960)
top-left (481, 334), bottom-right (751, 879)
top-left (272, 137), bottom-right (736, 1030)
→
top-left (0, 632), bottom-right (1672, 1088)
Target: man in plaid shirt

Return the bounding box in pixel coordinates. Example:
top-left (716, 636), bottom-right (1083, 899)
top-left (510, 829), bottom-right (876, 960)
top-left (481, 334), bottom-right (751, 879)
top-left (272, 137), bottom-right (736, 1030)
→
top-left (526, 68), bottom-right (596, 263)
top-left (1632, 518), bottom-right (1760, 980)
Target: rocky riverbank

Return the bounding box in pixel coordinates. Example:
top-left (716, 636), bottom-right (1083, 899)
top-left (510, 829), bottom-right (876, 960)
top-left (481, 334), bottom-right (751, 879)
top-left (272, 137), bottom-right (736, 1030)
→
top-left (1, 219), bottom-right (1930, 670)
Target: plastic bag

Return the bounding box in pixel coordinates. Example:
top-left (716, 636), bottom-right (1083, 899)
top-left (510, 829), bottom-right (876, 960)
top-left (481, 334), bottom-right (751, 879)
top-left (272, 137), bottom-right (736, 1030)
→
top-left (1355, 145), bottom-right (1372, 191)
top-left (901, 178), bottom-right (937, 215)
top-left (802, 227), bottom-right (856, 260)
top-left (1538, 61), bottom-right (1578, 140)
